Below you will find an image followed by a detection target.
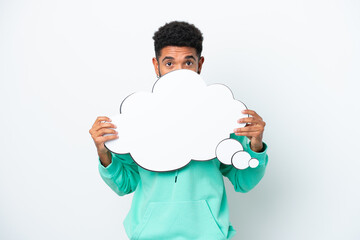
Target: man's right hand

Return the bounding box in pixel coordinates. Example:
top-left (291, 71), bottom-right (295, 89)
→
top-left (89, 116), bottom-right (118, 167)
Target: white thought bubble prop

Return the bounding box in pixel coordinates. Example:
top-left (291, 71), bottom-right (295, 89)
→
top-left (105, 69), bottom-right (258, 172)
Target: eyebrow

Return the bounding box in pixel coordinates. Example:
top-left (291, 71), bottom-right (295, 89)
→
top-left (162, 56), bottom-right (174, 62)
top-left (161, 55), bottom-right (197, 62)
top-left (185, 55), bottom-right (196, 61)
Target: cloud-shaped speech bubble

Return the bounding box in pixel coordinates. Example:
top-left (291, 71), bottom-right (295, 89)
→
top-left (216, 138), bottom-right (259, 170)
top-left (105, 69), bottom-right (258, 172)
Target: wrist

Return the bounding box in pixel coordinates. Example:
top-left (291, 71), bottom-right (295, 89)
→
top-left (250, 141), bottom-right (264, 153)
top-left (98, 150), bottom-right (112, 167)
top-left (97, 145), bottom-right (109, 155)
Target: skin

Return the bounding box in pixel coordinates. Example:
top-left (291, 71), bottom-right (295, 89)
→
top-left (152, 46), bottom-right (204, 76)
top-left (89, 46), bottom-right (266, 167)
top-left (89, 116), bottom-right (118, 167)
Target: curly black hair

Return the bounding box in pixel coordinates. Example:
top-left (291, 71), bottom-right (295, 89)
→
top-left (153, 21), bottom-right (203, 59)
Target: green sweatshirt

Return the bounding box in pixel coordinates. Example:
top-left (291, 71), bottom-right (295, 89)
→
top-left (99, 133), bottom-right (268, 240)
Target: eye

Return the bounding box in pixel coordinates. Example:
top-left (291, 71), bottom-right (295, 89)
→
top-left (165, 62), bottom-right (172, 67)
top-left (185, 61), bottom-right (193, 66)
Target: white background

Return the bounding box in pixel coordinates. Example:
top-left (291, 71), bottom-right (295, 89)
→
top-left (1, 0), bottom-right (359, 239)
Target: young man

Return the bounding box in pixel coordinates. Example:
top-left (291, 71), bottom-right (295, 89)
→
top-left (89, 21), bottom-right (268, 240)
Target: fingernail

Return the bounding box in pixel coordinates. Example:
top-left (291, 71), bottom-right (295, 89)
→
top-left (241, 110), bottom-right (246, 113)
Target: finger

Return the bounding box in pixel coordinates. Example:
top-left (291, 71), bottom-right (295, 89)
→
top-left (92, 129), bottom-right (118, 140)
top-left (238, 118), bottom-right (266, 128)
top-left (93, 131), bottom-right (118, 144)
top-left (94, 135), bottom-right (119, 147)
top-left (101, 134), bottom-right (119, 143)
top-left (237, 117), bottom-right (260, 124)
top-left (234, 132), bottom-right (259, 137)
top-left (93, 122), bottom-right (117, 132)
top-left (95, 116), bottom-right (112, 125)
top-left (242, 109), bottom-right (262, 120)
top-left (234, 125), bottom-right (262, 133)
top-left (97, 128), bottom-right (118, 137)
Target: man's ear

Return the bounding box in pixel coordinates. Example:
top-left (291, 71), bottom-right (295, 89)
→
top-left (197, 56), bottom-right (205, 74)
top-left (152, 57), bottom-right (160, 76)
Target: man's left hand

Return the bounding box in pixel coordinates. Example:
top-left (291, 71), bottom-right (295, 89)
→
top-left (233, 109), bottom-right (266, 152)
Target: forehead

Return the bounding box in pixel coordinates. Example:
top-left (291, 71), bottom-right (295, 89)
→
top-left (159, 46), bottom-right (197, 59)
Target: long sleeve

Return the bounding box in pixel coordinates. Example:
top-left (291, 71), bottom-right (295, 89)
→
top-left (220, 133), bottom-right (268, 193)
top-left (98, 152), bottom-right (140, 196)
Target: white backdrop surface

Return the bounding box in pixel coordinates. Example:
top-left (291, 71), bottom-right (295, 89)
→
top-left (0, 0), bottom-right (359, 239)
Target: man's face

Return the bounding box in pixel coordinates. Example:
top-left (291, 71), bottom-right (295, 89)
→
top-left (152, 46), bottom-right (205, 77)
